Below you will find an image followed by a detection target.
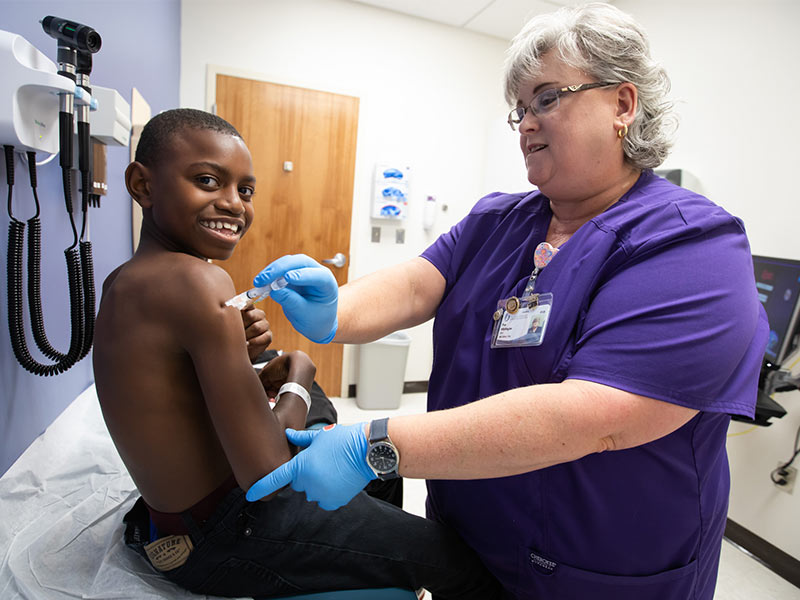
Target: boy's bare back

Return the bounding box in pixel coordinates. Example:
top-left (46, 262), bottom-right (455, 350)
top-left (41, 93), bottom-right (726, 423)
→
top-left (95, 252), bottom-right (242, 511)
top-left (93, 120), bottom-right (310, 514)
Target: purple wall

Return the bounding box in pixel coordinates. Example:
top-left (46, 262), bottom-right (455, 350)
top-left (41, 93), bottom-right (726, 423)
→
top-left (0, 0), bottom-right (180, 474)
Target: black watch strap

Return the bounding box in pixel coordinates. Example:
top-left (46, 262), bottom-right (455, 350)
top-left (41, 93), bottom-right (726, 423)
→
top-left (367, 418), bottom-right (399, 480)
top-left (369, 417), bottom-right (390, 444)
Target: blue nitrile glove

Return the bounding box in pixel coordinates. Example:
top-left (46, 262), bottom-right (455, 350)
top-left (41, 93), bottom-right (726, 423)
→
top-left (245, 423), bottom-right (377, 511)
top-left (253, 254), bottom-right (338, 344)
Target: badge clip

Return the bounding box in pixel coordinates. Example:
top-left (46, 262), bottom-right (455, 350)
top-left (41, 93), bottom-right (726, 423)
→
top-left (491, 292), bottom-right (554, 348)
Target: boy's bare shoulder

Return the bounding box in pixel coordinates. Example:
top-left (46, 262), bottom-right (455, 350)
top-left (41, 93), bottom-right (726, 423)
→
top-left (104, 253), bottom-right (236, 313)
top-left (101, 263), bottom-right (126, 295)
top-left (167, 254), bottom-right (237, 300)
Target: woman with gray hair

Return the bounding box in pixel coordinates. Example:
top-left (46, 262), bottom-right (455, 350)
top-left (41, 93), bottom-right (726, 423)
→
top-left (247, 4), bottom-right (767, 598)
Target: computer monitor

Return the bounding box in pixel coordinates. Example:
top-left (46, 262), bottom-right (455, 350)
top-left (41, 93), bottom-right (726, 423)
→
top-left (752, 255), bottom-right (800, 367)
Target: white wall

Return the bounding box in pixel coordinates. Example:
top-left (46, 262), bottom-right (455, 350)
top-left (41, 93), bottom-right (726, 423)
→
top-left (180, 0), bottom-right (526, 392)
top-left (618, 0), bottom-right (799, 259)
top-left (616, 0), bottom-right (800, 560)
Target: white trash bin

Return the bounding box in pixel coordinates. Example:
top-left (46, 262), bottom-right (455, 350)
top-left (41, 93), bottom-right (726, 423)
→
top-left (356, 331), bottom-right (411, 410)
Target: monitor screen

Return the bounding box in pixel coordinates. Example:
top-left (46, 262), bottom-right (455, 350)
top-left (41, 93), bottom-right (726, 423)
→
top-left (752, 255), bottom-right (800, 365)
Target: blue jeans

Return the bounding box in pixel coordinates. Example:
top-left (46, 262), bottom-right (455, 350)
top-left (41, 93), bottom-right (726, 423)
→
top-left (124, 486), bottom-right (501, 599)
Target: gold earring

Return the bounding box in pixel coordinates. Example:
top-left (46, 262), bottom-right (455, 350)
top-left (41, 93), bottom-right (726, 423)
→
top-left (617, 124), bottom-right (628, 139)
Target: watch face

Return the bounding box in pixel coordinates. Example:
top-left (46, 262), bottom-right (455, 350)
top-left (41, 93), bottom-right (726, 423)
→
top-left (368, 442), bottom-right (397, 473)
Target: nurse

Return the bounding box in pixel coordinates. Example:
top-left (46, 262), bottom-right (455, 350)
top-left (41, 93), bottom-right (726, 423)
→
top-left (248, 3), bottom-right (767, 599)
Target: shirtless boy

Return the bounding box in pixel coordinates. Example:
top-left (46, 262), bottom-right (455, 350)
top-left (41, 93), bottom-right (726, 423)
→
top-left (93, 108), bottom-right (500, 598)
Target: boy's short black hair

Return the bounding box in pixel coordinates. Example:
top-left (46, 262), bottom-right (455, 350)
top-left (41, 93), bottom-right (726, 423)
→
top-left (134, 108), bottom-right (243, 167)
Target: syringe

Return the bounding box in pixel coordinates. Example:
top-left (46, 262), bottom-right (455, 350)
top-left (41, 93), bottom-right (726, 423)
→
top-left (224, 277), bottom-right (288, 310)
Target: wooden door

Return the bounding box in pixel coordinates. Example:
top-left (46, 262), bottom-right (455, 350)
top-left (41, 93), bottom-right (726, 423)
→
top-left (215, 75), bottom-right (359, 395)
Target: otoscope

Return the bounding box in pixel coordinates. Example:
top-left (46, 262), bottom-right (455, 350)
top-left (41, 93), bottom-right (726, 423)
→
top-left (40, 17), bottom-right (100, 173)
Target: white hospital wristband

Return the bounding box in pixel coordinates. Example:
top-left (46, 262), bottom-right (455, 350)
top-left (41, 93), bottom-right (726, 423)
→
top-left (277, 382), bottom-right (311, 413)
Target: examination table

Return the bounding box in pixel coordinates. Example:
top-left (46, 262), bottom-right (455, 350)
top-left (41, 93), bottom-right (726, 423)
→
top-left (0, 384), bottom-right (415, 599)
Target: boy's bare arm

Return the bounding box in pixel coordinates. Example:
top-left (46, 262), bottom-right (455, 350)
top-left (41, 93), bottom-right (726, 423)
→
top-left (258, 351), bottom-right (315, 427)
top-left (173, 261), bottom-right (308, 490)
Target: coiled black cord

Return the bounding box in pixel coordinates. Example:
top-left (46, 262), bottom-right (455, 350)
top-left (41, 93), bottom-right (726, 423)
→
top-left (24, 151), bottom-right (65, 361)
top-left (26, 151), bottom-right (93, 361)
top-left (4, 147), bottom-right (95, 375)
top-left (27, 217), bottom-right (64, 360)
top-left (7, 221), bottom-right (85, 375)
top-left (78, 239), bottom-right (95, 360)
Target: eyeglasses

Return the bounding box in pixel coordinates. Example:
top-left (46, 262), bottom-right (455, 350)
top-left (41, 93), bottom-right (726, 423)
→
top-left (507, 82), bottom-right (618, 131)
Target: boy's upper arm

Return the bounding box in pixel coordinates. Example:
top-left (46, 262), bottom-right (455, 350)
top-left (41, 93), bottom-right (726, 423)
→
top-left (171, 262), bottom-right (292, 489)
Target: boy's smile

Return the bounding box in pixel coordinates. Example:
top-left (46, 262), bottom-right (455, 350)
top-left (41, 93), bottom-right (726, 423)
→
top-left (144, 128), bottom-right (256, 260)
top-left (200, 219), bottom-right (241, 236)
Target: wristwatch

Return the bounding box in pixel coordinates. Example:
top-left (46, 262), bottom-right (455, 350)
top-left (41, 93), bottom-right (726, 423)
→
top-left (366, 418), bottom-right (400, 480)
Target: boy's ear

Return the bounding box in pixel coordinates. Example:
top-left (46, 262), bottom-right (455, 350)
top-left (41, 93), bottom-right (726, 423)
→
top-left (125, 161), bottom-right (153, 209)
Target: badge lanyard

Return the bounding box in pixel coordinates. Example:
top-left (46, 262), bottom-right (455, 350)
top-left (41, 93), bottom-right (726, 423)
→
top-left (491, 242), bottom-right (558, 348)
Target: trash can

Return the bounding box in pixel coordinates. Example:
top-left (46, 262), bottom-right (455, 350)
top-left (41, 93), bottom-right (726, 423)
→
top-left (356, 331), bottom-right (411, 410)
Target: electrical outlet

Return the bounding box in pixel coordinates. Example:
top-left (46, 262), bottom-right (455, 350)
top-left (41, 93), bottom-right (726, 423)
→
top-left (774, 463), bottom-right (796, 494)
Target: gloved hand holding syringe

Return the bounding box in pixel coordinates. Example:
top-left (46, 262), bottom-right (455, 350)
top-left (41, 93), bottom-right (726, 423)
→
top-left (225, 254), bottom-right (339, 344)
top-left (225, 277), bottom-right (288, 310)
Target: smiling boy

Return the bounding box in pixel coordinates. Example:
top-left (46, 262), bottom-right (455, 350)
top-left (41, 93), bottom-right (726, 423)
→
top-left (92, 109), bottom-right (500, 598)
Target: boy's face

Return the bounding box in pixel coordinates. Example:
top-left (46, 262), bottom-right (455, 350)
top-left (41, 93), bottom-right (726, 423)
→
top-left (147, 127), bottom-right (256, 261)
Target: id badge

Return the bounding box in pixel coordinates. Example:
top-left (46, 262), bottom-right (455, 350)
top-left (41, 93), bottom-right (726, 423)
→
top-left (491, 292), bottom-right (553, 348)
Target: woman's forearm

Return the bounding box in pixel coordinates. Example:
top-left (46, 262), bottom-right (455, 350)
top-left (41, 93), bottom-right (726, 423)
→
top-left (335, 257), bottom-right (446, 344)
top-left (387, 379), bottom-right (698, 480)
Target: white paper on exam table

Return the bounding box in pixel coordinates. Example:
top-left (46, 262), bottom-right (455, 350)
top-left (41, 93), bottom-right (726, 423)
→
top-left (0, 385), bottom-right (240, 600)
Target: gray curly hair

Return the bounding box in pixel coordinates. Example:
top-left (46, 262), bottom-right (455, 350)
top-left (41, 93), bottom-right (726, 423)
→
top-left (503, 2), bottom-right (676, 169)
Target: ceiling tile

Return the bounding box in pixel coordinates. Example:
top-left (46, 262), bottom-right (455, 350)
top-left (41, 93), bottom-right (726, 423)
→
top-left (463, 0), bottom-right (559, 39)
top-left (349, 0), bottom-right (492, 27)
top-left (466, 0), bottom-right (615, 39)
top-left (348, 0), bottom-right (616, 40)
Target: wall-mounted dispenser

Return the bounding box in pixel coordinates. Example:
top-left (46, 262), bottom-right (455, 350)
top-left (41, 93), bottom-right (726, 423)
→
top-left (372, 164), bottom-right (410, 220)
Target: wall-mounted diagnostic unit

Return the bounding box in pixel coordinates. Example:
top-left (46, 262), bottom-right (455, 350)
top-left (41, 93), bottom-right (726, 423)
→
top-left (1, 17), bottom-right (130, 376)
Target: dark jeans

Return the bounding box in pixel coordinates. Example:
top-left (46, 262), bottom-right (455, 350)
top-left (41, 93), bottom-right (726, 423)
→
top-left (124, 486), bottom-right (501, 599)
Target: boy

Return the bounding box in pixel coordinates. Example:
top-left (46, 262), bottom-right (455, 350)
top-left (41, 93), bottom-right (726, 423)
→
top-left (93, 109), bottom-right (500, 598)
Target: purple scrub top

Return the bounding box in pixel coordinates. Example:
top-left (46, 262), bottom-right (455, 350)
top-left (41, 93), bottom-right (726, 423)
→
top-left (421, 170), bottom-right (767, 600)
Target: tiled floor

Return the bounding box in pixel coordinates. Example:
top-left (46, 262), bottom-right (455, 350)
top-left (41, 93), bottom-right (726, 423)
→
top-left (333, 392), bottom-right (800, 599)
top-left (715, 539), bottom-right (800, 599)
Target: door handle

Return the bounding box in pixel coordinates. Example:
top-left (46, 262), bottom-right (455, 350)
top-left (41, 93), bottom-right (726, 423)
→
top-left (322, 252), bottom-right (347, 268)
